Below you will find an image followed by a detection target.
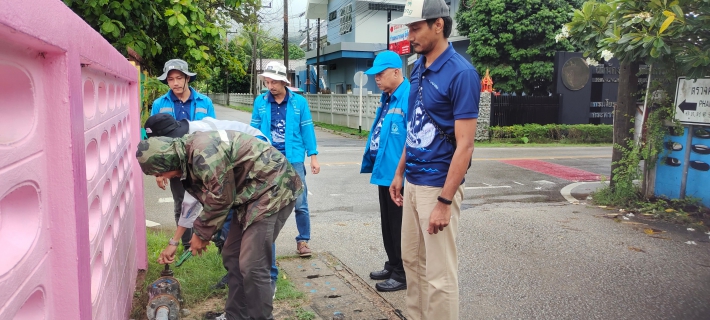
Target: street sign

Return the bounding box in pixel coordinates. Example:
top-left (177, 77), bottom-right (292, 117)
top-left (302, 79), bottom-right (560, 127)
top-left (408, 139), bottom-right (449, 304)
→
top-left (353, 71), bottom-right (369, 133)
top-left (353, 71), bottom-right (368, 87)
top-left (674, 77), bottom-right (710, 125)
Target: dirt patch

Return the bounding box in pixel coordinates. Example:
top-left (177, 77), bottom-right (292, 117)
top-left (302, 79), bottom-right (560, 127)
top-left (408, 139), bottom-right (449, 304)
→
top-left (129, 270), bottom-right (148, 320)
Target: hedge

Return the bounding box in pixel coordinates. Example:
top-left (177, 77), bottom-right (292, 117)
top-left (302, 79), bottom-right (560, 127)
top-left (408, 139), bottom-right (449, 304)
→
top-left (489, 124), bottom-right (613, 144)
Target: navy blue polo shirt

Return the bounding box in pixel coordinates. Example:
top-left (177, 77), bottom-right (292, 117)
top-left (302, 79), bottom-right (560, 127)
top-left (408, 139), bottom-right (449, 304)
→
top-left (405, 44), bottom-right (481, 187)
top-left (268, 92), bottom-right (289, 153)
top-left (170, 89), bottom-right (193, 121)
top-left (369, 95), bottom-right (392, 163)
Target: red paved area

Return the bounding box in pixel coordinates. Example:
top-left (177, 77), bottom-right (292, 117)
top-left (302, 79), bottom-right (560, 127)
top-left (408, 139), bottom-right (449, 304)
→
top-left (500, 159), bottom-right (600, 182)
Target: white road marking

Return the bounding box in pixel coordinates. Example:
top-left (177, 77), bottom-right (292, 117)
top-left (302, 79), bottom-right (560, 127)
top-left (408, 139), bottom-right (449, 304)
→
top-left (465, 186), bottom-right (512, 190)
top-left (158, 197), bottom-right (174, 203)
top-left (329, 194), bottom-right (343, 196)
top-left (481, 182), bottom-right (492, 187)
top-left (513, 181), bottom-right (524, 185)
top-left (560, 181), bottom-right (610, 204)
top-left (308, 191), bottom-right (313, 195)
top-left (146, 220), bottom-right (161, 227)
top-left (534, 180), bottom-right (556, 185)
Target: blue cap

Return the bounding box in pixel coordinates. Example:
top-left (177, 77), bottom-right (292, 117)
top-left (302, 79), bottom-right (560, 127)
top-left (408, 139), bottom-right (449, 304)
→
top-left (364, 51), bottom-right (402, 75)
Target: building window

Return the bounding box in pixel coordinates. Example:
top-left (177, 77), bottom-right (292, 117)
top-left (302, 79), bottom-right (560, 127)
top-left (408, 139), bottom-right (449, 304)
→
top-left (339, 4), bottom-right (352, 35)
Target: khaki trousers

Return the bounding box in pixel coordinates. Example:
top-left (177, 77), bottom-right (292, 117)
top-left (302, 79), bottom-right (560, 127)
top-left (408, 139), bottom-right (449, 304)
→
top-left (402, 181), bottom-right (464, 320)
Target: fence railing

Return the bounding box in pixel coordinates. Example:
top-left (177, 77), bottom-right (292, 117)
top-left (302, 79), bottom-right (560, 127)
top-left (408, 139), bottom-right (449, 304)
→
top-left (490, 94), bottom-right (561, 126)
top-left (208, 92), bottom-right (493, 140)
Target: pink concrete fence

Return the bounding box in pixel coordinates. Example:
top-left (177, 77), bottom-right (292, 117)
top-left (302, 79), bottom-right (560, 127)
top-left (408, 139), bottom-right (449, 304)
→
top-left (0, 1), bottom-right (146, 319)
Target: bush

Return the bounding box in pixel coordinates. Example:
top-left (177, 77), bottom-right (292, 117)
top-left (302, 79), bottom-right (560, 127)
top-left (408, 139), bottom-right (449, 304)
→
top-left (489, 124), bottom-right (613, 144)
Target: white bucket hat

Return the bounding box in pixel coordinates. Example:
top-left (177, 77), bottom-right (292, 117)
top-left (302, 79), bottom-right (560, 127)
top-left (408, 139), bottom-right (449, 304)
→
top-left (258, 61), bottom-right (291, 85)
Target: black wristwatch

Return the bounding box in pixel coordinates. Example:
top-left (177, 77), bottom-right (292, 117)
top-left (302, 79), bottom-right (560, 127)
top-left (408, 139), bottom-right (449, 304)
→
top-left (437, 196), bottom-right (453, 205)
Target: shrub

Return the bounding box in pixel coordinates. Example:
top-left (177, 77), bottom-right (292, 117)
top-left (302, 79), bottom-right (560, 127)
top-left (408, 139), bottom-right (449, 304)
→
top-left (489, 124), bottom-right (612, 144)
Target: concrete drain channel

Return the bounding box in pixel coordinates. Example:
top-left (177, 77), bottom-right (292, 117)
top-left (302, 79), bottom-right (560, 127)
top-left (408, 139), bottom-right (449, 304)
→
top-left (278, 252), bottom-right (403, 320)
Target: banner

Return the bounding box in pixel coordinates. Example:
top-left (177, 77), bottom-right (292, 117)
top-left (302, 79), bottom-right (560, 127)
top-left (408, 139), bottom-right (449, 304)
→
top-left (389, 24), bottom-right (410, 55)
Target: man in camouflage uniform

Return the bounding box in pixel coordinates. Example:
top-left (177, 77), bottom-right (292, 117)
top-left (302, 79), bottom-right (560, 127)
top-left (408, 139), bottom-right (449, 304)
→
top-left (136, 130), bottom-right (303, 320)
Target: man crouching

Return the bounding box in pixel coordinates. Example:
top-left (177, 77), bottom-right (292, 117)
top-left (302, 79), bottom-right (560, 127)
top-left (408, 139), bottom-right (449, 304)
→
top-left (136, 131), bottom-right (303, 320)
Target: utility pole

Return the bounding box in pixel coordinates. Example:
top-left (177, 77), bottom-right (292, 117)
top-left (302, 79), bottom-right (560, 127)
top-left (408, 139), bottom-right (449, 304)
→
top-left (306, 20), bottom-right (311, 93)
top-left (252, 25), bottom-right (258, 97)
top-left (386, 9), bottom-right (391, 50)
top-left (283, 0), bottom-right (289, 84)
top-left (316, 18), bottom-right (321, 93)
top-left (225, 70), bottom-right (230, 106)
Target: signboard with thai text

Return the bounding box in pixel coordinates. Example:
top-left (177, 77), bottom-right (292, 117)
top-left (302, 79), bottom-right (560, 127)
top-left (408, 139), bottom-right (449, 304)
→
top-left (389, 24), bottom-right (409, 55)
top-left (674, 77), bottom-right (710, 125)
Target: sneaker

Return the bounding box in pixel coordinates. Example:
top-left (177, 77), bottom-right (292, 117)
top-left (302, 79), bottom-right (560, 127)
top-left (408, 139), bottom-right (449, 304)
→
top-left (271, 279), bottom-right (277, 300)
top-left (204, 311), bottom-right (226, 320)
top-left (297, 241), bottom-right (312, 257)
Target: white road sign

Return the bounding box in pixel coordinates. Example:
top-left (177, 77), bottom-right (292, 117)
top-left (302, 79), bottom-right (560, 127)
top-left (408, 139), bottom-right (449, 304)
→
top-left (674, 77), bottom-right (710, 125)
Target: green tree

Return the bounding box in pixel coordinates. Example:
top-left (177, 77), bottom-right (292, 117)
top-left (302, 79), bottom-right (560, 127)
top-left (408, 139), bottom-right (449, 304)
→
top-left (289, 44), bottom-right (306, 60)
top-left (64, 0), bottom-right (241, 75)
top-left (456, 0), bottom-right (582, 95)
top-left (560, 0), bottom-right (709, 198)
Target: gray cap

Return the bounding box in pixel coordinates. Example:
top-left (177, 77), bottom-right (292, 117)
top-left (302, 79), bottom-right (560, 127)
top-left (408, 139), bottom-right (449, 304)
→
top-left (389, 0), bottom-right (450, 25)
top-left (157, 59), bottom-right (197, 84)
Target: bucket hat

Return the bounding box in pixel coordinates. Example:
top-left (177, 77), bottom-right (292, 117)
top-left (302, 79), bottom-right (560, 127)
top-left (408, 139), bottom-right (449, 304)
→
top-left (157, 59), bottom-right (197, 84)
top-left (258, 61), bottom-right (291, 85)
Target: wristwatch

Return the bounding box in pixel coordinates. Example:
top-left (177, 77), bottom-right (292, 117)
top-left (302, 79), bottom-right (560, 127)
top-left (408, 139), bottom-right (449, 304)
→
top-left (168, 239), bottom-right (179, 246)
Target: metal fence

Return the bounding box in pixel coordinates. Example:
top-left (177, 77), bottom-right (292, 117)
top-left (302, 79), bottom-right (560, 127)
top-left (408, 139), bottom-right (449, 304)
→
top-left (490, 94), bottom-right (560, 126)
top-left (207, 92), bottom-right (492, 141)
top-left (208, 93), bottom-right (383, 130)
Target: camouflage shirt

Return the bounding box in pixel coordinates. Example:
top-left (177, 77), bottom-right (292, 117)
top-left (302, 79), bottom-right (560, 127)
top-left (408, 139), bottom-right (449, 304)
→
top-left (137, 131), bottom-right (303, 240)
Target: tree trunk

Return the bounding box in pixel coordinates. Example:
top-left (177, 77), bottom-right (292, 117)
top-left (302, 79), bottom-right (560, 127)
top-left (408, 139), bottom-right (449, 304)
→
top-left (610, 62), bottom-right (640, 189)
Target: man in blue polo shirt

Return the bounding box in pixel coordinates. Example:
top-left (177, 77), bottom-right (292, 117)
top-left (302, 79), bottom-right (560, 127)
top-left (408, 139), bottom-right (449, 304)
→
top-left (389, 0), bottom-right (480, 318)
top-left (360, 50), bottom-right (409, 292)
top-left (251, 61), bottom-right (320, 259)
top-left (150, 58), bottom-right (216, 251)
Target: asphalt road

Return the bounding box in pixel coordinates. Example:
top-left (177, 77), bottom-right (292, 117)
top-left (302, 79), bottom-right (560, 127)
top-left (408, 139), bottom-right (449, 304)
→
top-left (141, 105), bottom-right (710, 319)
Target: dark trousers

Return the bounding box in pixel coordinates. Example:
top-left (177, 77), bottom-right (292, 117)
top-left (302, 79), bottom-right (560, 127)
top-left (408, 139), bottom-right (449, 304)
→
top-left (169, 177), bottom-right (192, 248)
top-left (223, 201), bottom-right (295, 320)
top-left (378, 185), bottom-right (405, 283)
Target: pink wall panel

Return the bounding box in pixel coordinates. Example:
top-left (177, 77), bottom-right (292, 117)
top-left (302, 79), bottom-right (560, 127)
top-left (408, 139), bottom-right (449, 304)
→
top-left (0, 0), bottom-right (146, 319)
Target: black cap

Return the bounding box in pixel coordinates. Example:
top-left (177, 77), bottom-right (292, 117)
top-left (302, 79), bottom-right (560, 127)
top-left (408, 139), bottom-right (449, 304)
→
top-left (144, 113), bottom-right (189, 138)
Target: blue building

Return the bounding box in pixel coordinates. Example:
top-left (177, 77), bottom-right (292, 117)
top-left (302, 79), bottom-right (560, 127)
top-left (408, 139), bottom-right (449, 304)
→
top-left (303, 0), bottom-right (473, 94)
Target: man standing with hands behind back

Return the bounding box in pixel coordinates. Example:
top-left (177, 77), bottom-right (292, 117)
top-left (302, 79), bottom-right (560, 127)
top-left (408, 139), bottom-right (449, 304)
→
top-left (360, 50), bottom-right (409, 293)
top-left (389, 0), bottom-right (481, 319)
top-left (151, 58), bottom-right (216, 252)
top-left (251, 61), bottom-right (320, 257)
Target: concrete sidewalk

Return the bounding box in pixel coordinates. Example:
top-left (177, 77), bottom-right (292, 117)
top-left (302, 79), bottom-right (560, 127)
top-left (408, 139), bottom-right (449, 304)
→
top-left (275, 182), bottom-right (710, 320)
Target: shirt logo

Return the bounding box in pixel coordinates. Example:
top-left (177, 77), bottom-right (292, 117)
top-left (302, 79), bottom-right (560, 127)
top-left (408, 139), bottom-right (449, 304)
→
top-left (391, 123), bottom-right (399, 134)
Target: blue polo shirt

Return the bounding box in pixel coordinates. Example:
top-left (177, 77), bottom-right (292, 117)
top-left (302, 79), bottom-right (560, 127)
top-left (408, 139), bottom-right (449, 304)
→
top-left (268, 92), bottom-right (289, 153)
top-left (369, 95), bottom-right (392, 162)
top-left (170, 90), bottom-right (193, 121)
top-left (405, 44), bottom-right (481, 187)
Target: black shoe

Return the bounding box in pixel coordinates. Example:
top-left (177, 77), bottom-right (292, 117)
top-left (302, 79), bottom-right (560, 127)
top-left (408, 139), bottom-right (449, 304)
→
top-left (369, 269), bottom-right (392, 280)
top-left (375, 278), bottom-right (407, 292)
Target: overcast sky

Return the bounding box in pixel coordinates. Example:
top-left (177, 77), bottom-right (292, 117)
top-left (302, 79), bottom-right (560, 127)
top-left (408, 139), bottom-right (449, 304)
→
top-left (256, 0), bottom-right (310, 43)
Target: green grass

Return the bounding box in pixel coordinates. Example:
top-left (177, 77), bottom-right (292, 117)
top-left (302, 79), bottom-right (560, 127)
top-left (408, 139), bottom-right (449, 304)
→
top-left (137, 230), bottom-right (315, 319)
top-left (474, 140), bottom-right (612, 148)
top-left (313, 121), bottom-right (370, 138)
top-left (226, 104), bottom-right (254, 113)
top-left (144, 230), bottom-right (227, 307)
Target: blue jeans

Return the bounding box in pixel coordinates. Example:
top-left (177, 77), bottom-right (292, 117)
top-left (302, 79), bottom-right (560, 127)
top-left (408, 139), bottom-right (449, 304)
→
top-left (223, 209), bottom-right (279, 281)
top-left (291, 162), bottom-right (311, 243)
